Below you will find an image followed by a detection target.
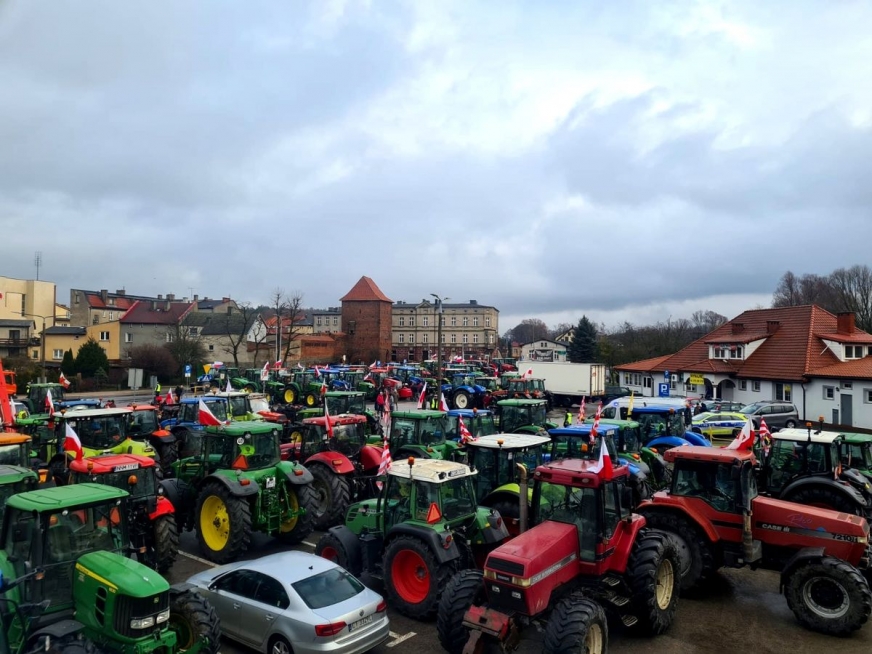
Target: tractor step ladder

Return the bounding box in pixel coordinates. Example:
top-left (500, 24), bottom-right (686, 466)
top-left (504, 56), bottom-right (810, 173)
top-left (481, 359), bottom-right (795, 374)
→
top-left (620, 615), bottom-right (638, 627)
top-left (602, 576), bottom-right (621, 587)
top-left (603, 590), bottom-right (629, 607)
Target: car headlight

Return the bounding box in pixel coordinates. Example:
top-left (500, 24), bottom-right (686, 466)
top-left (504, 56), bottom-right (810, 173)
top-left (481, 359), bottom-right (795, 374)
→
top-left (131, 616), bottom-right (155, 629)
top-left (156, 609), bottom-right (170, 624)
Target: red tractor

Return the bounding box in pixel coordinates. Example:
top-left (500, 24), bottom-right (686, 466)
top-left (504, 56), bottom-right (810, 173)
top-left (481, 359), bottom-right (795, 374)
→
top-left (68, 453), bottom-right (180, 573)
top-left (437, 458), bottom-right (679, 654)
top-left (637, 445), bottom-right (872, 636)
top-left (127, 403), bottom-right (179, 477)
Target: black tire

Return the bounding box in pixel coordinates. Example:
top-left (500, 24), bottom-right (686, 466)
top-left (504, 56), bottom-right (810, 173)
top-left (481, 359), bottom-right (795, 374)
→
top-left (784, 486), bottom-right (863, 516)
top-left (542, 592), bottom-right (608, 654)
top-left (169, 588), bottom-right (221, 654)
top-left (154, 441), bottom-right (179, 478)
top-left (453, 390), bottom-right (471, 409)
top-left (309, 464), bottom-right (352, 530)
top-left (267, 635), bottom-right (293, 654)
top-left (784, 557), bottom-right (872, 636)
top-left (626, 531), bottom-right (679, 635)
top-left (436, 570), bottom-right (485, 654)
top-left (195, 481), bottom-right (252, 563)
top-left (152, 513), bottom-right (180, 574)
top-left (36, 635), bottom-right (98, 654)
top-left (315, 532), bottom-right (362, 576)
top-left (785, 419), bottom-right (797, 428)
top-left (383, 535), bottom-right (456, 619)
top-left (640, 511), bottom-right (716, 591)
top-left (276, 482), bottom-right (317, 544)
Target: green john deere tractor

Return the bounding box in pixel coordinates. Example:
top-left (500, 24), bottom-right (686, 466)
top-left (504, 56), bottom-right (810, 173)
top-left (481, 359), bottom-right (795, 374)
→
top-left (389, 410), bottom-right (465, 461)
top-left (0, 433), bottom-right (39, 517)
top-left (162, 420), bottom-right (319, 563)
top-left (211, 392), bottom-right (263, 421)
top-left (495, 398), bottom-right (556, 435)
top-left (316, 458), bottom-right (509, 619)
top-left (841, 432), bottom-right (872, 481)
top-left (0, 483), bottom-right (220, 654)
top-left (20, 383), bottom-right (66, 417)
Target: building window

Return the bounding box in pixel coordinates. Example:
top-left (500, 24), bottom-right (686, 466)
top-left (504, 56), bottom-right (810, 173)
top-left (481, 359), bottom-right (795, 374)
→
top-left (423, 317), bottom-right (429, 327)
top-left (739, 380), bottom-right (747, 391)
top-left (488, 335), bottom-right (493, 344)
top-left (462, 317), bottom-right (468, 327)
top-left (409, 317), bottom-right (415, 327)
top-left (53, 349), bottom-right (63, 360)
top-left (752, 380), bottom-right (760, 392)
top-left (823, 386), bottom-right (835, 400)
top-left (473, 334), bottom-right (479, 343)
top-left (440, 316), bottom-right (445, 327)
top-left (451, 317), bottom-right (457, 327)
top-left (634, 373), bottom-right (642, 385)
top-left (845, 345), bottom-right (864, 359)
top-left (462, 334), bottom-right (468, 344)
top-left (165, 333), bottom-right (173, 343)
top-left (842, 381), bottom-right (853, 390)
top-left (92, 316), bottom-right (99, 325)
top-left (208, 344), bottom-right (214, 351)
top-left (441, 333), bottom-right (446, 343)
top-left (451, 334), bottom-right (457, 343)
top-left (31, 350), bottom-right (38, 360)
top-left (332, 316), bottom-right (338, 326)
top-left (473, 317), bottom-right (479, 327)
top-left (486, 317), bottom-right (491, 328)
top-left (316, 316), bottom-right (322, 326)
top-left (399, 317), bottom-right (405, 327)
top-left (865, 389), bottom-right (872, 404)
top-left (730, 346), bottom-right (743, 359)
top-left (422, 334), bottom-right (428, 344)
top-left (100, 331), bottom-right (110, 341)
top-left (775, 383), bottom-right (792, 402)
top-left (188, 327), bottom-right (199, 336)
top-left (399, 334), bottom-right (404, 344)
top-left (409, 334), bottom-right (414, 344)
top-left (644, 376), bottom-right (653, 389)
top-left (624, 373), bottom-right (632, 384)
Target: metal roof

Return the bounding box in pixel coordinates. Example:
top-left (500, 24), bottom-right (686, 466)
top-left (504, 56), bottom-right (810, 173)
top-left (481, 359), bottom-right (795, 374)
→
top-left (465, 433), bottom-right (551, 449)
top-left (772, 428), bottom-right (841, 444)
top-left (387, 459), bottom-right (476, 482)
top-left (57, 408), bottom-right (132, 418)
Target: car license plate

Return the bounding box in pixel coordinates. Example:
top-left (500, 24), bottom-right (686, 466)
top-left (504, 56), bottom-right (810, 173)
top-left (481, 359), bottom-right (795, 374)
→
top-left (266, 477), bottom-right (276, 489)
top-left (349, 615), bottom-right (373, 632)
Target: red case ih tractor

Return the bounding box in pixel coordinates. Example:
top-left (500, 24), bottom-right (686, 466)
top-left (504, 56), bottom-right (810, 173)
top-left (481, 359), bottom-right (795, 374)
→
top-left (637, 445), bottom-right (872, 635)
top-left (437, 458), bottom-right (680, 654)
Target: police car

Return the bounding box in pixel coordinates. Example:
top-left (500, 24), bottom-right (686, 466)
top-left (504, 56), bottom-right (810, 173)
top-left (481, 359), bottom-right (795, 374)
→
top-left (690, 411), bottom-right (750, 438)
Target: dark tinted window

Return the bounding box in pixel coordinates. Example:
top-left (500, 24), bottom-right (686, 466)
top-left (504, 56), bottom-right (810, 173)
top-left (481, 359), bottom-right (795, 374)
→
top-left (214, 569), bottom-right (260, 600)
top-left (292, 568), bottom-right (364, 609)
top-left (254, 574), bottom-right (290, 609)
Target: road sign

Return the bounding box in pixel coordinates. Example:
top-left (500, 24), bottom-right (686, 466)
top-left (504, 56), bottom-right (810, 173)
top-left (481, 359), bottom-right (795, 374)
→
top-left (658, 383), bottom-right (670, 397)
top-left (664, 370), bottom-right (670, 381)
top-left (184, 364), bottom-right (192, 378)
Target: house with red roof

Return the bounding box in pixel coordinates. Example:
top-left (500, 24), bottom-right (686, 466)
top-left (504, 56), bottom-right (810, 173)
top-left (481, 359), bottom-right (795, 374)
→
top-left (86, 298), bottom-right (196, 361)
top-left (615, 306), bottom-right (872, 428)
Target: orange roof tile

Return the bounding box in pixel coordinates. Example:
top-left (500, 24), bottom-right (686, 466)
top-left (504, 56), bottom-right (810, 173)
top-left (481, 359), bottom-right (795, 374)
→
top-left (814, 332), bottom-right (872, 344)
top-left (339, 276), bottom-right (392, 303)
top-left (808, 358), bottom-right (872, 379)
top-left (616, 355), bottom-right (672, 373)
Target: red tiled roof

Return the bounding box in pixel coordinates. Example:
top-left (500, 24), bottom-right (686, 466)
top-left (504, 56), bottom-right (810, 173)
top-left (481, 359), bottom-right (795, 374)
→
top-left (814, 332), bottom-right (872, 344)
top-left (120, 301), bottom-right (195, 325)
top-left (705, 333), bottom-right (769, 344)
top-left (616, 355), bottom-right (671, 372)
top-left (339, 276), bottom-right (392, 303)
top-left (808, 358), bottom-right (872, 379)
top-left (87, 294), bottom-right (137, 310)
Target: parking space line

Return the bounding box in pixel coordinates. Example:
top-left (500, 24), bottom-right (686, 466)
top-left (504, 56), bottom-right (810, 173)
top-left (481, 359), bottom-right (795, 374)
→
top-left (386, 631), bottom-right (417, 648)
top-left (178, 550), bottom-right (218, 567)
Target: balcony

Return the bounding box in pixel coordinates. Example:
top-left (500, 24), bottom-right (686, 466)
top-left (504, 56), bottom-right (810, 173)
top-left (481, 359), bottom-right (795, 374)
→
top-left (0, 338), bottom-right (39, 347)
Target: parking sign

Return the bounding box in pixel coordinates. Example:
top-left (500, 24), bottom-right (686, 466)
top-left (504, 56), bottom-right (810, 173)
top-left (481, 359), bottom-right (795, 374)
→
top-left (658, 383), bottom-right (670, 397)
top-left (184, 364), bottom-right (192, 378)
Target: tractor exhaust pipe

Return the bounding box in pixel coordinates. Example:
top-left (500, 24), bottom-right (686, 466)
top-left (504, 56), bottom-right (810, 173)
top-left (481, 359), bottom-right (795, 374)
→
top-left (517, 463), bottom-right (528, 534)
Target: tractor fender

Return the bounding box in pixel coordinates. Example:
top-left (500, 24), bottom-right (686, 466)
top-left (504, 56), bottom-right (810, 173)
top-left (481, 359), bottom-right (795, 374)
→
top-left (306, 451), bottom-right (355, 475)
top-left (779, 547), bottom-right (827, 593)
top-left (635, 502), bottom-right (722, 546)
top-left (359, 445), bottom-right (383, 472)
top-left (159, 478), bottom-right (196, 528)
top-left (150, 494), bottom-right (175, 520)
top-left (385, 523), bottom-right (462, 565)
top-left (30, 619), bottom-right (87, 641)
top-left (781, 476), bottom-right (868, 508)
top-left (325, 525), bottom-right (363, 565)
top-left (150, 430), bottom-right (175, 444)
top-left (647, 436), bottom-right (692, 450)
top-left (161, 418), bottom-right (179, 430)
top-left (277, 461), bottom-right (315, 485)
top-left (203, 473), bottom-right (260, 497)
top-left (682, 432), bottom-right (713, 447)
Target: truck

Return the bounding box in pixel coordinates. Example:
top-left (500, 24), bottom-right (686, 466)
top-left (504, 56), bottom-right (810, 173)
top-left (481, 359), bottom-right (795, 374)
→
top-left (514, 361), bottom-right (606, 407)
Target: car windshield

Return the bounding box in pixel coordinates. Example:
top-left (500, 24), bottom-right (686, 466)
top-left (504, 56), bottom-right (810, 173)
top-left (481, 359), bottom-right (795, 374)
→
top-left (0, 442), bottom-right (26, 466)
top-left (293, 567), bottom-right (364, 610)
top-left (127, 411), bottom-right (158, 435)
top-left (66, 415), bottom-right (127, 450)
top-left (439, 476), bottom-right (477, 520)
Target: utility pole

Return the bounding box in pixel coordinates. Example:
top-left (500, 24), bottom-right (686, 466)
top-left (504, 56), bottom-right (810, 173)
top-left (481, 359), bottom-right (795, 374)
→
top-left (430, 294), bottom-right (449, 390)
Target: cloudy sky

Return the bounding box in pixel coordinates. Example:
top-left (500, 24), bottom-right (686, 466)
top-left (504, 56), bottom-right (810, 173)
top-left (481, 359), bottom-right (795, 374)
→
top-left (3, 0), bottom-right (871, 333)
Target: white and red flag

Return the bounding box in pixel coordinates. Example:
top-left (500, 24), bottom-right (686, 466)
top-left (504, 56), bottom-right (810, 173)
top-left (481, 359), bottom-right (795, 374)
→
top-left (59, 372), bottom-right (72, 389)
top-left (198, 399), bottom-right (222, 427)
top-left (588, 437), bottom-right (614, 480)
top-left (458, 416), bottom-right (476, 444)
top-left (64, 422), bottom-right (83, 460)
top-left (726, 418), bottom-right (755, 451)
top-left (589, 401), bottom-right (603, 443)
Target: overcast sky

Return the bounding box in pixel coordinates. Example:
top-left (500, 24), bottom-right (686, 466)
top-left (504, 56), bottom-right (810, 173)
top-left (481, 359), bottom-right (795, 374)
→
top-left (3, 0), bottom-right (871, 333)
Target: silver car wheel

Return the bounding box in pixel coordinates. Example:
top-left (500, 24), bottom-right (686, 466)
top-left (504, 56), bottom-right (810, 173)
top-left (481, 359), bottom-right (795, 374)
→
top-left (271, 638), bottom-right (291, 654)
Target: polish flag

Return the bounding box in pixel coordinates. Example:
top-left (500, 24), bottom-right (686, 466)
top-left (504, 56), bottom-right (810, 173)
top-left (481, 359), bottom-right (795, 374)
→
top-left (576, 396), bottom-right (586, 425)
top-left (458, 416), bottom-right (476, 444)
top-left (376, 429), bottom-right (392, 490)
top-left (64, 423), bottom-right (84, 460)
top-left (225, 377), bottom-right (232, 393)
top-left (589, 402), bottom-right (603, 443)
top-left (45, 389), bottom-right (55, 418)
top-left (324, 400), bottom-right (334, 438)
top-left (726, 418), bottom-right (755, 451)
top-left (59, 372), bottom-right (72, 389)
top-left (274, 360), bottom-right (284, 370)
top-left (262, 361), bottom-right (270, 379)
top-left (314, 365), bottom-right (321, 378)
top-left (588, 438), bottom-right (613, 480)
top-left (438, 392), bottom-right (449, 412)
top-left (164, 390), bottom-right (174, 405)
top-left (759, 418), bottom-right (772, 456)
top-left (416, 383), bottom-right (427, 410)
top-left (198, 399), bottom-right (222, 427)
top-left (521, 368), bottom-right (533, 379)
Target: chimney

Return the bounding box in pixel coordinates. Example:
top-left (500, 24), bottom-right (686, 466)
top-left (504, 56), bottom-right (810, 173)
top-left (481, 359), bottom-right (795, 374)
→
top-left (115, 289), bottom-right (125, 296)
top-left (470, 300), bottom-right (477, 305)
top-left (165, 300), bottom-right (171, 311)
top-left (837, 312), bottom-right (856, 334)
top-left (731, 322), bottom-right (744, 334)
top-left (100, 289), bottom-right (108, 303)
top-left (194, 294), bottom-right (199, 302)
top-left (157, 294), bottom-right (163, 300)
top-left (222, 297), bottom-right (230, 303)
top-left (766, 320), bottom-right (780, 334)
top-left (151, 300), bottom-right (157, 311)
top-left (167, 293), bottom-right (175, 301)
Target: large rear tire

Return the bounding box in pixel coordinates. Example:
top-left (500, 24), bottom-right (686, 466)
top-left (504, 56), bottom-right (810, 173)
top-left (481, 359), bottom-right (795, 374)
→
top-left (640, 511), bottom-right (715, 591)
top-left (784, 557), bottom-right (872, 636)
top-left (153, 513), bottom-right (180, 574)
top-left (276, 482), bottom-right (317, 545)
top-left (384, 535), bottom-right (455, 619)
top-left (453, 390), bottom-right (470, 410)
top-left (154, 441), bottom-right (179, 478)
top-left (195, 481), bottom-right (252, 563)
top-left (626, 531), bottom-right (679, 635)
top-left (542, 592), bottom-right (608, 654)
top-left (315, 532), bottom-right (361, 576)
top-left (169, 588), bottom-right (221, 654)
top-left (310, 464), bottom-right (351, 530)
top-left (436, 570), bottom-right (485, 654)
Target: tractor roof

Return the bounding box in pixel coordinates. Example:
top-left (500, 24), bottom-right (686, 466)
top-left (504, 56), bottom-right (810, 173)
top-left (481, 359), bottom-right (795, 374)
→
top-left (70, 453), bottom-right (156, 474)
top-left (56, 408), bottom-right (132, 419)
top-left (181, 396), bottom-right (225, 404)
top-left (0, 432), bottom-right (31, 445)
top-left (663, 445), bottom-right (756, 464)
top-left (773, 428), bottom-right (842, 445)
top-left (213, 391), bottom-right (250, 398)
top-left (629, 405), bottom-right (681, 415)
top-left (0, 465), bottom-right (37, 482)
top-left (28, 383), bottom-right (63, 388)
top-left (7, 482), bottom-right (127, 512)
top-left (586, 418), bottom-right (640, 428)
top-left (841, 432), bottom-right (872, 444)
top-left (548, 424), bottom-right (619, 438)
top-left (497, 398), bottom-right (548, 407)
top-left (387, 459), bottom-right (476, 483)
top-left (127, 404), bottom-right (158, 412)
top-left (326, 391), bottom-right (365, 397)
top-left (533, 457), bottom-right (629, 486)
top-left (447, 409), bottom-right (493, 417)
top-left (465, 433), bottom-right (551, 450)
top-left (204, 420), bottom-right (280, 435)
top-left (302, 414), bottom-right (367, 426)
top-left (391, 410), bottom-right (446, 420)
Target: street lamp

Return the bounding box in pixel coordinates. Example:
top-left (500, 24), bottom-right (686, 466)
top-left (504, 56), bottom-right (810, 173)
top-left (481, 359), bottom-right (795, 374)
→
top-left (23, 313), bottom-right (55, 381)
top-left (430, 294), bottom-right (449, 387)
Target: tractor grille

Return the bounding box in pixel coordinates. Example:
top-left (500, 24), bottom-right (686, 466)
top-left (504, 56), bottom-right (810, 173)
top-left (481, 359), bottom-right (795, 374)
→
top-left (487, 557), bottom-right (525, 576)
top-left (113, 591), bottom-right (169, 638)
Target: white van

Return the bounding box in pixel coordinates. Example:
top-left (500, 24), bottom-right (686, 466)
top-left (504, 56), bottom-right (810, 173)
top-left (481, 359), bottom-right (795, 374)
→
top-left (601, 396), bottom-right (690, 420)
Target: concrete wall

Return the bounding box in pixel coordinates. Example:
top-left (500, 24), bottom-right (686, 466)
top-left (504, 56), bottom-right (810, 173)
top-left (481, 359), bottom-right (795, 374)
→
top-left (85, 322), bottom-right (121, 359)
top-left (0, 277), bottom-right (57, 333)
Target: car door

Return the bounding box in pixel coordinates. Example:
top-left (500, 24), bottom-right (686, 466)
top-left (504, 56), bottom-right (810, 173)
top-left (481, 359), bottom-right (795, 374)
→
top-left (247, 574), bottom-right (292, 650)
top-left (209, 569), bottom-right (261, 641)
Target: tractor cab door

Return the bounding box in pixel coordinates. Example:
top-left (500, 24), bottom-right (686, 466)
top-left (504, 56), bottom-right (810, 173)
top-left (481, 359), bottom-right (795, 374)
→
top-left (765, 439), bottom-right (809, 493)
top-left (301, 424), bottom-right (323, 459)
top-left (673, 460), bottom-right (738, 513)
top-left (382, 476), bottom-right (413, 528)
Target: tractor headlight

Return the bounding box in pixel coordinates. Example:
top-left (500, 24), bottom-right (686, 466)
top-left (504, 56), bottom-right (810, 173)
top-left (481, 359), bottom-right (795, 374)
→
top-left (131, 616), bottom-right (155, 629)
top-left (156, 609), bottom-right (170, 624)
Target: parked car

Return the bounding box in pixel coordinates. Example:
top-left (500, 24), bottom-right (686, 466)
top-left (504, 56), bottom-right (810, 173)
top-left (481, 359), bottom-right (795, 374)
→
top-left (703, 400), bottom-right (745, 412)
top-left (739, 401), bottom-right (799, 430)
top-left (690, 411), bottom-right (750, 438)
top-left (187, 551), bottom-right (390, 654)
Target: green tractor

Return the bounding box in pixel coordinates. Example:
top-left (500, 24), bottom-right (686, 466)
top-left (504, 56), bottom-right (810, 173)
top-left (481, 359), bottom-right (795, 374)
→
top-left (841, 432), bottom-right (872, 480)
top-left (495, 398), bottom-right (556, 435)
top-left (0, 483), bottom-right (220, 654)
top-left (280, 371), bottom-right (328, 407)
top-left (389, 410), bottom-right (465, 461)
top-left (20, 383), bottom-right (65, 417)
top-left (315, 458), bottom-right (509, 619)
top-left (211, 392), bottom-right (263, 421)
top-left (0, 433), bottom-right (39, 517)
top-left (162, 420), bottom-right (319, 563)
top-left (209, 367), bottom-right (252, 392)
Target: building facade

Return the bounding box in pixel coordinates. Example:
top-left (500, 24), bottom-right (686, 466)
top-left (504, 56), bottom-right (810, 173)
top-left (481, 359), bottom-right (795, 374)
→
top-left (43, 326), bottom-right (89, 367)
top-left (518, 339), bottom-right (568, 362)
top-left (0, 276), bottom-right (58, 339)
top-left (311, 307), bottom-right (342, 334)
top-left (340, 277), bottom-right (392, 364)
top-left (390, 299), bottom-right (499, 362)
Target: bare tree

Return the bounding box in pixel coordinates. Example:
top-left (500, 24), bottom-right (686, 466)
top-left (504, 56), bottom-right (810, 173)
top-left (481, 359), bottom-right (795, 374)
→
top-left (506, 318), bottom-right (549, 345)
top-left (830, 265), bottom-right (872, 332)
top-left (773, 270), bottom-right (838, 311)
top-left (548, 322), bottom-right (574, 340)
top-left (268, 289), bottom-right (308, 365)
top-left (217, 303), bottom-right (258, 368)
top-left (165, 324), bottom-right (207, 380)
top-left (690, 310), bottom-right (727, 338)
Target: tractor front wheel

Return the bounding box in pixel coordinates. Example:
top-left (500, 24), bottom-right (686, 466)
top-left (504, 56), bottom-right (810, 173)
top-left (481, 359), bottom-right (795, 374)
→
top-left (284, 388), bottom-right (296, 404)
top-left (542, 592), bottom-right (608, 654)
top-left (640, 511), bottom-right (715, 591)
top-left (195, 482), bottom-right (252, 563)
top-left (626, 531), bottom-right (679, 635)
top-left (315, 532), bottom-right (362, 576)
top-left (453, 390), bottom-right (470, 409)
top-left (436, 570), bottom-right (485, 654)
top-left (276, 482), bottom-right (317, 545)
top-left (153, 513), bottom-right (180, 574)
top-left (305, 393), bottom-right (318, 407)
top-left (384, 535), bottom-right (455, 619)
top-left (154, 441), bottom-right (179, 478)
top-left (785, 557), bottom-right (872, 635)
top-left (310, 465), bottom-right (351, 530)
top-left (169, 588), bottom-right (222, 654)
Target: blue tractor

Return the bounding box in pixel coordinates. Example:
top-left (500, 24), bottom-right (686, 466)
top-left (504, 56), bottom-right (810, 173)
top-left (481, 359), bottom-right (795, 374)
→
top-left (442, 373), bottom-right (488, 410)
top-left (629, 404), bottom-right (712, 450)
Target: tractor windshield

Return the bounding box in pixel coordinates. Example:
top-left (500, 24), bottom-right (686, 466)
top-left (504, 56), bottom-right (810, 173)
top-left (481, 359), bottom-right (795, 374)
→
top-left (533, 483), bottom-right (598, 562)
top-left (549, 435), bottom-right (618, 462)
top-left (128, 411), bottom-right (159, 436)
top-left (439, 477), bottom-right (477, 521)
top-left (74, 468), bottom-right (156, 500)
top-left (637, 412), bottom-right (685, 439)
top-left (0, 442), bottom-right (27, 466)
top-left (529, 380), bottom-right (546, 393)
top-left (327, 395), bottom-right (365, 415)
top-left (327, 423), bottom-right (363, 457)
top-left (470, 446), bottom-right (544, 499)
top-left (233, 431), bottom-right (280, 469)
top-left (844, 441), bottom-right (872, 469)
top-left (30, 386), bottom-right (66, 410)
top-left (391, 416), bottom-right (447, 448)
top-left (65, 415), bottom-right (127, 450)
top-left (202, 401), bottom-right (229, 423)
top-left (227, 396), bottom-right (251, 418)
top-left (500, 404), bottom-right (547, 433)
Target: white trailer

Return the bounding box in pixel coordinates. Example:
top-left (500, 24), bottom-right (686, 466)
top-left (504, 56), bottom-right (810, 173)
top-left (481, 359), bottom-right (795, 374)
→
top-left (518, 361), bottom-right (606, 407)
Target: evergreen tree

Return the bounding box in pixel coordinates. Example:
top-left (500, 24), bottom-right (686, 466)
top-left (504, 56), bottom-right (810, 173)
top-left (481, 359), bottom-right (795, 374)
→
top-left (60, 349), bottom-right (75, 375)
top-left (75, 338), bottom-right (109, 378)
top-left (568, 316), bottom-right (599, 363)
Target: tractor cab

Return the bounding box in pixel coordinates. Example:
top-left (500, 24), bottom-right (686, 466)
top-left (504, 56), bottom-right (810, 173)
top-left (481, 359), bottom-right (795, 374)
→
top-left (22, 383), bottom-right (66, 416)
top-left (546, 424), bottom-right (620, 462)
top-left (70, 454), bottom-right (160, 506)
top-left (325, 391), bottom-right (367, 416)
top-left (445, 409), bottom-right (497, 441)
top-left (0, 434), bottom-right (40, 513)
top-left (625, 405), bottom-right (714, 452)
top-left (213, 391), bottom-right (258, 421)
top-left (162, 396), bottom-right (230, 458)
top-left (52, 408), bottom-right (157, 468)
top-left (200, 421), bottom-right (283, 472)
top-left (0, 433), bottom-right (32, 468)
top-left (389, 410), bottom-right (461, 461)
top-left (505, 377), bottom-right (547, 400)
top-left (495, 399), bottom-right (554, 435)
top-left (127, 405), bottom-right (162, 436)
top-left (665, 446), bottom-right (758, 514)
top-left (297, 415), bottom-right (368, 461)
top-left (841, 432), bottom-right (872, 479)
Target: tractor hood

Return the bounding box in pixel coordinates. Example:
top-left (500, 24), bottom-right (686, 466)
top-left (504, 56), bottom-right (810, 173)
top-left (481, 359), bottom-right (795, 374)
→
top-left (752, 496), bottom-right (869, 542)
top-left (76, 551), bottom-right (170, 597)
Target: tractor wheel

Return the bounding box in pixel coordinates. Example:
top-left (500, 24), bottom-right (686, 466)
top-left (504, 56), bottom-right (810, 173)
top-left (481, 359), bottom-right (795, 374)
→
top-left (784, 486), bottom-right (863, 516)
top-left (195, 481), bottom-right (252, 563)
top-left (305, 393), bottom-right (318, 407)
top-left (453, 390), bottom-right (470, 409)
top-left (283, 388), bottom-right (296, 404)
top-left (784, 556), bottom-right (872, 635)
top-left (276, 482), bottom-right (317, 545)
top-left (626, 531), bottom-right (679, 635)
top-left (154, 442), bottom-right (178, 478)
top-left (489, 499), bottom-right (521, 536)
top-left (436, 570), bottom-right (485, 654)
top-left (168, 588), bottom-right (221, 654)
top-left (310, 465), bottom-right (351, 530)
top-left (316, 532), bottom-right (362, 576)
top-left (289, 425), bottom-right (304, 445)
top-left (542, 592), bottom-right (608, 654)
top-left (384, 535), bottom-right (456, 619)
top-left (640, 511), bottom-right (715, 591)
top-left (243, 384), bottom-right (256, 393)
top-left (153, 513), bottom-right (180, 574)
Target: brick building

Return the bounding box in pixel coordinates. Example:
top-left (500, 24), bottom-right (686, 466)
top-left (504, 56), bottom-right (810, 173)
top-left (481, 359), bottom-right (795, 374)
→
top-left (340, 277), bottom-right (392, 364)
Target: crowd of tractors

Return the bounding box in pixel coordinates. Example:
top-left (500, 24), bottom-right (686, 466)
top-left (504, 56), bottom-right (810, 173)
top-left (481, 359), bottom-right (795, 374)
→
top-left (3, 358), bottom-right (872, 653)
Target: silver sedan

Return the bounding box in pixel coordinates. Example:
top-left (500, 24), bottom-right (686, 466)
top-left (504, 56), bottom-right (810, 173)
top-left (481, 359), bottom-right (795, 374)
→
top-left (187, 550), bottom-right (390, 654)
